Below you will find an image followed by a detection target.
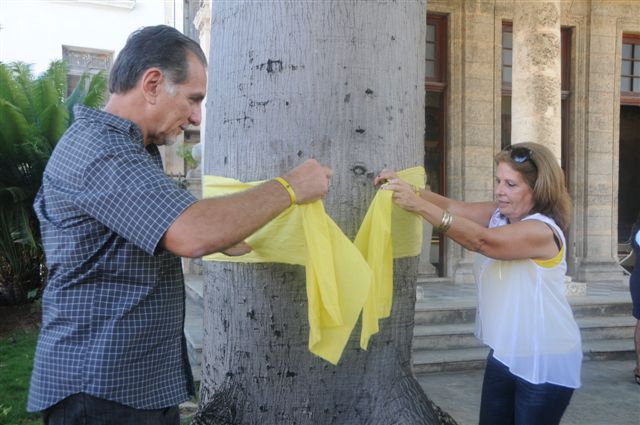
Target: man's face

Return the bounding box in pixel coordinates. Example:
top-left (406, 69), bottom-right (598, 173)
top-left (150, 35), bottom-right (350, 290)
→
top-left (149, 53), bottom-right (207, 146)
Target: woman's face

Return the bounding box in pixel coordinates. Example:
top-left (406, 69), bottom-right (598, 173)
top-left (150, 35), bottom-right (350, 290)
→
top-left (494, 161), bottom-right (535, 222)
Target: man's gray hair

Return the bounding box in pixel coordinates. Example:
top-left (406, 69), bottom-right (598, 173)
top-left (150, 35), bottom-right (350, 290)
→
top-left (109, 25), bottom-right (207, 94)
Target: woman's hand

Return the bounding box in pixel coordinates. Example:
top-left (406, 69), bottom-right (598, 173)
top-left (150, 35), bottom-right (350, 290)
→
top-left (382, 178), bottom-right (422, 212)
top-left (374, 169), bottom-right (399, 187)
top-left (375, 169), bottom-right (422, 212)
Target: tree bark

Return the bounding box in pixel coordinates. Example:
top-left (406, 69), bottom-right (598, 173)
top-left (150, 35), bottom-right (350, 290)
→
top-left (197, 2), bottom-right (437, 424)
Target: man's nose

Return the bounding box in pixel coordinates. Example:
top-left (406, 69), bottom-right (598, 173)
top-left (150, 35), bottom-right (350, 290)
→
top-left (189, 105), bottom-right (202, 126)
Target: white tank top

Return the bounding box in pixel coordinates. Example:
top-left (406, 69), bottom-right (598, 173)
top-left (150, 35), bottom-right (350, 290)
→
top-left (473, 210), bottom-right (582, 388)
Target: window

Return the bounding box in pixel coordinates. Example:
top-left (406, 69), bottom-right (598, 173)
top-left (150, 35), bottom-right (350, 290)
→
top-left (62, 45), bottom-right (113, 96)
top-left (502, 24), bottom-right (513, 89)
top-left (621, 35), bottom-right (640, 105)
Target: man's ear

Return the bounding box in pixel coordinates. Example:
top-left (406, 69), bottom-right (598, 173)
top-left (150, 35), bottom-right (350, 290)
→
top-left (141, 68), bottom-right (163, 105)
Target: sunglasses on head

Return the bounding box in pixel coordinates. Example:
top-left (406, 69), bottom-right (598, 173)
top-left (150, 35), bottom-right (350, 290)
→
top-left (504, 145), bottom-right (537, 169)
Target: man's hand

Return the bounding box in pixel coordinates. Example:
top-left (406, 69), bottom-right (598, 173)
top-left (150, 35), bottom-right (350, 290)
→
top-left (222, 241), bottom-right (253, 256)
top-left (282, 159), bottom-right (333, 204)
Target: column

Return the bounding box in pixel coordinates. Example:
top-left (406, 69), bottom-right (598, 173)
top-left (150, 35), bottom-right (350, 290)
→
top-left (511, 0), bottom-right (561, 158)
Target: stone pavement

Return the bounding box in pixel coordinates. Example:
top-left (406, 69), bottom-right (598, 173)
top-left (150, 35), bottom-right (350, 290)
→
top-left (418, 359), bottom-right (640, 425)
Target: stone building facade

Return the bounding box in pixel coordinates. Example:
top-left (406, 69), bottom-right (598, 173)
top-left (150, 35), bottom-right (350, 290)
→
top-left (186, 0), bottom-right (640, 287)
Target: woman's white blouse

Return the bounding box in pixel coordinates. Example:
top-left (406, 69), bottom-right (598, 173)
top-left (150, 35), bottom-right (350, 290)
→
top-left (473, 211), bottom-right (582, 388)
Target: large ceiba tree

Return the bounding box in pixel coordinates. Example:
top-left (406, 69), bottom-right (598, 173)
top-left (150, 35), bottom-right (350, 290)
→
top-left (195, 2), bottom-right (439, 424)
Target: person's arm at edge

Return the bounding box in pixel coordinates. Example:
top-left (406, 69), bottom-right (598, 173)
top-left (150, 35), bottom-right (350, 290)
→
top-left (161, 159), bottom-right (331, 258)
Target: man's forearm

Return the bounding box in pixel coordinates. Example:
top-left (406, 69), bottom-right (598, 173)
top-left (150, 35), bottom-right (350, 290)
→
top-left (162, 179), bottom-right (292, 258)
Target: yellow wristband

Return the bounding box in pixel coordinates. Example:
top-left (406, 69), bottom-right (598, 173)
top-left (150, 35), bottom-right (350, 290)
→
top-left (273, 177), bottom-right (297, 205)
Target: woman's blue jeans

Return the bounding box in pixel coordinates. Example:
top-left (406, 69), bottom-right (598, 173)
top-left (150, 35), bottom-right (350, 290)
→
top-left (42, 392), bottom-right (180, 425)
top-left (479, 351), bottom-right (574, 425)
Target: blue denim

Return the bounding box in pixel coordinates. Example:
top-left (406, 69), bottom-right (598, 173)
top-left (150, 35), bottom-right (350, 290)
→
top-left (42, 393), bottom-right (180, 425)
top-left (479, 351), bottom-right (574, 425)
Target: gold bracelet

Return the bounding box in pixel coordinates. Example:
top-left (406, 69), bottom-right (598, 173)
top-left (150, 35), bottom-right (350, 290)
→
top-left (273, 177), bottom-right (296, 205)
top-left (435, 210), bottom-right (453, 233)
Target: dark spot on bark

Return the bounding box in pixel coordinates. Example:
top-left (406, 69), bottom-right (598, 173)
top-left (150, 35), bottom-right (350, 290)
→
top-left (365, 88), bottom-right (374, 95)
top-left (286, 370), bottom-right (297, 377)
top-left (224, 156), bottom-right (228, 165)
top-left (355, 128), bottom-right (365, 134)
top-left (273, 330), bottom-right (282, 337)
top-left (226, 372), bottom-right (234, 377)
top-left (366, 172), bottom-right (375, 179)
top-left (297, 150), bottom-right (303, 158)
top-left (344, 93), bottom-right (351, 103)
top-left (267, 60), bottom-right (282, 73)
top-left (223, 319), bottom-right (228, 331)
top-left (259, 405), bottom-right (268, 412)
top-left (223, 114), bottom-right (254, 128)
top-left (351, 165), bottom-right (367, 176)
top-left (391, 35), bottom-right (396, 41)
top-left (255, 59), bottom-right (283, 73)
top-left (249, 99), bottom-right (270, 108)
top-left (247, 310), bottom-right (255, 320)
top-left (285, 101), bottom-right (290, 106)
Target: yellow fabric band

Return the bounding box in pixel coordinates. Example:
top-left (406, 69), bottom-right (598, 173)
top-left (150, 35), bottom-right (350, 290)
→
top-left (273, 177), bottom-right (296, 205)
top-left (202, 166), bottom-right (426, 364)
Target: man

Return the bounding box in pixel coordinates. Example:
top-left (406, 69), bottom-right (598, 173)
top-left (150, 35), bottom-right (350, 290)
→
top-left (27, 25), bottom-right (331, 425)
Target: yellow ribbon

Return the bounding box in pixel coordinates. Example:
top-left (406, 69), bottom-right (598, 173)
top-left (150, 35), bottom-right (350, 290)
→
top-left (355, 166), bottom-right (425, 349)
top-left (202, 166), bottom-right (425, 364)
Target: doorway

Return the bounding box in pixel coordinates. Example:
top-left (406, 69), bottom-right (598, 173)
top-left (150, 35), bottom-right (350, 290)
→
top-left (618, 105), bottom-right (640, 243)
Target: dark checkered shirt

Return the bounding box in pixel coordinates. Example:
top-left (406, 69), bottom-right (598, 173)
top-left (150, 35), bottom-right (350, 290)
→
top-left (28, 105), bottom-right (198, 411)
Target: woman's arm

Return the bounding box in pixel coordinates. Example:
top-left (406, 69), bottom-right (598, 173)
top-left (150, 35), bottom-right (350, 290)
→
top-left (384, 177), bottom-right (560, 261)
top-left (416, 189), bottom-right (496, 228)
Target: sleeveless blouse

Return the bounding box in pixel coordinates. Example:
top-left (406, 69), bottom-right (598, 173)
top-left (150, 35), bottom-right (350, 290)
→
top-left (473, 210), bottom-right (582, 388)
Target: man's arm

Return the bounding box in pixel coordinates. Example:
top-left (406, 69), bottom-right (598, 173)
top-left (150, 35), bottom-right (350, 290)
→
top-left (161, 159), bottom-right (331, 258)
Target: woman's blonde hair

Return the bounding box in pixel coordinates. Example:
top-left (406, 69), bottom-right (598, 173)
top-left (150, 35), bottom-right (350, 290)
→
top-left (495, 142), bottom-right (572, 233)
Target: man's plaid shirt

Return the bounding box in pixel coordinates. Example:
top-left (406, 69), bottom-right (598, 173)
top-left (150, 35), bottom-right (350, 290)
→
top-left (28, 105), bottom-right (198, 411)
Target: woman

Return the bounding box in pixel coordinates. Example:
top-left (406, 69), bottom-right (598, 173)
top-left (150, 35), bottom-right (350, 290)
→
top-left (629, 213), bottom-right (640, 385)
top-left (377, 142), bottom-right (582, 425)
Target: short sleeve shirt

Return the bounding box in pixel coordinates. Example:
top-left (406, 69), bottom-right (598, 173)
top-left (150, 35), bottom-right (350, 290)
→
top-left (27, 105), bottom-right (197, 411)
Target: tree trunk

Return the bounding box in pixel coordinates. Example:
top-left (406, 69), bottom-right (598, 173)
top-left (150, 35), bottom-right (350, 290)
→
top-left (197, 2), bottom-right (437, 424)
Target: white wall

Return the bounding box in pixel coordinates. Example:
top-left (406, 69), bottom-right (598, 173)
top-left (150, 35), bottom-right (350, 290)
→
top-left (0, 0), bottom-right (184, 75)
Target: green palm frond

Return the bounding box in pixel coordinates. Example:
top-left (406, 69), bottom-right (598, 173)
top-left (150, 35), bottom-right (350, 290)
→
top-left (82, 71), bottom-right (108, 108)
top-left (43, 60), bottom-right (69, 100)
top-left (0, 64), bottom-right (29, 112)
top-left (66, 70), bottom-right (108, 120)
top-left (1, 59), bottom-right (107, 304)
top-left (39, 103), bottom-right (70, 150)
top-left (0, 99), bottom-right (31, 153)
top-left (32, 76), bottom-right (62, 119)
top-left (65, 73), bottom-right (89, 116)
top-left (10, 62), bottom-right (37, 122)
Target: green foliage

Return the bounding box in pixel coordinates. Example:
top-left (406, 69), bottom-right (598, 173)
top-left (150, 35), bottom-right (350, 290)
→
top-left (0, 330), bottom-right (40, 425)
top-left (0, 61), bottom-right (108, 305)
top-left (176, 143), bottom-right (198, 170)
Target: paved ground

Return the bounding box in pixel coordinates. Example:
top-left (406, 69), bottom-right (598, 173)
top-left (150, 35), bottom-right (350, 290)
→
top-left (418, 359), bottom-right (640, 425)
